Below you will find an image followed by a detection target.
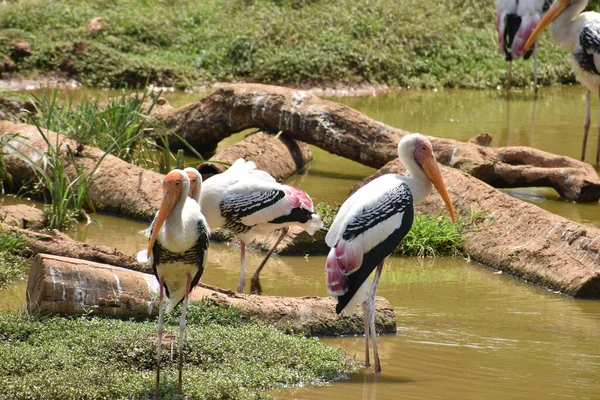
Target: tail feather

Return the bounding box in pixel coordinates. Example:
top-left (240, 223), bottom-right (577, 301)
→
top-left (325, 241), bottom-right (363, 298)
top-left (304, 213), bottom-right (323, 235)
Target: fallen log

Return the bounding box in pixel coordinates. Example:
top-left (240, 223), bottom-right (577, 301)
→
top-left (1, 120), bottom-right (163, 221)
top-left (27, 254), bottom-right (397, 336)
top-left (197, 131), bottom-right (313, 181)
top-left (1, 221), bottom-right (148, 273)
top-left (353, 162), bottom-right (600, 298)
top-left (0, 204), bottom-right (44, 229)
top-left (155, 83), bottom-right (600, 202)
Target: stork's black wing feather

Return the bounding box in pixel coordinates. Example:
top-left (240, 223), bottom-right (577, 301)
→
top-left (335, 183), bottom-right (414, 314)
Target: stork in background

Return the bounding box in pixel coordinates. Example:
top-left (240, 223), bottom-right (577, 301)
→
top-left (524, 0), bottom-right (600, 163)
top-left (496, 0), bottom-right (553, 93)
top-left (324, 133), bottom-right (455, 373)
top-left (200, 158), bottom-right (323, 294)
top-left (137, 169), bottom-right (210, 399)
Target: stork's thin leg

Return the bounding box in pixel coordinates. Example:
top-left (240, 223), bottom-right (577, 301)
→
top-left (583, 89), bottom-right (591, 161)
top-left (154, 276), bottom-right (165, 400)
top-left (237, 241), bottom-right (246, 293)
top-left (176, 274), bottom-right (193, 395)
top-left (533, 45), bottom-right (539, 96)
top-left (506, 60), bottom-right (513, 94)
top-left (362, 301), bottom-right (371, 368)
top-left (369, 261), bottom-right (385, 374)
top-left (250, 227), bottom-right (289, 295)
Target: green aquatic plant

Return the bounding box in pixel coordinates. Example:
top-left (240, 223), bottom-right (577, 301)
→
top-left (318, 201), bottom-right (487, 258)
top-left (0, 228), bottom-right (29, 285)
top-left (0, 304), bottom-right (356, 399)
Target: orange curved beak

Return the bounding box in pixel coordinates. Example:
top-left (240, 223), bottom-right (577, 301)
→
top-left (147, 174), bottom-right (182, 257)
top-left (421, 154), bottom-right (456, 222)
top-left (524, 0), bottom-right (569, 52)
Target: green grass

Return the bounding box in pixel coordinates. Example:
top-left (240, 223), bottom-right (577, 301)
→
top-left (317, 202), bottom-right (487, 258)
top-left (1, 0), bottom-right (599, 89)
top-left (0, 228), bottom-right (29, 286)
top-left (0, 299), bottom-right (356, 399)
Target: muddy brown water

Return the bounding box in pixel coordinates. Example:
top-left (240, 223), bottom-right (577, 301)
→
top-left (1, 86), bottom-right (600, 399)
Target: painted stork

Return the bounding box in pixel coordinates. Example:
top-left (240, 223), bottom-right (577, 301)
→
top-left (200, 158), bottom-right (323, 294)
top-left (524, 0), bottom-right (600, 163)
top-left (184, 167), bottom-right (202, 202)
top-left (496, 0), bottom-right (553, 93)
top-left (324, 133), bottom-right (456, 374)
top-left (137, 169), bottom-right (210, 398)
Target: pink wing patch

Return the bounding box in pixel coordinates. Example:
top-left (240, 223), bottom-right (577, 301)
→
top-left (282, 185), bottom-right (314, 211)
top-left (511, 14), bottom-right (540, 59)
top-left (325, 240), bottom-right (364, 296)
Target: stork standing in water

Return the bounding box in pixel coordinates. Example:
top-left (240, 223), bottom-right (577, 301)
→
top-left (496, 0), bottom-right (553, 93)
top-left (137, 169), bottom-right (210, 398)
top-left (524, 0), bottom-right (600, 163)
top-left (200, 158), bottom-right (323, 294)
top-left (325, 134), bottom-right (456, 373)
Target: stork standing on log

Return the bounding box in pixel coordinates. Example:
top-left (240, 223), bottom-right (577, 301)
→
top-left (524, 0), bottom-right (600, 163)
top-left (200, 158), bottom-right (323, 294)
top-left (137, 169), bottom-right (210, 398)
top-left (325, 134), bottom-right (456, 374)
top-left (496, 0), bottom-right (553, 93)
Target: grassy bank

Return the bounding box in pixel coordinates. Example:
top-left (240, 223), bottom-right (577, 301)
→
top-left (1, 0), bottom-right (598, 90)
top-left (0, 300), bottom-right (356, 399)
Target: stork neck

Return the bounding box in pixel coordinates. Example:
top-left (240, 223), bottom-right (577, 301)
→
top-left (550, 0), bottom-right (588, 51)
top-left (399, 152), bottom-right (432, 205)
top-left (168, 180), bottom-right (190, 223)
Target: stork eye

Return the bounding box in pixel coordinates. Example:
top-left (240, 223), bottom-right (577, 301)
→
top-left (421, 146), bottom-right (427, 151)
top-left (175, 181), bottom-right (180, 185)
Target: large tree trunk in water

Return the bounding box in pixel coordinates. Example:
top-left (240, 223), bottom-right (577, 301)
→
top-left (0, 121), bottom-right (163, 221)
top-left (353, 162), bottom-right (600, 298)
top-left (197, 131), bottom-right (313, 181)
top-left (0, 121), bottom-right (314, 222)
top-left (1, 222), bottom-right (148, 273)
top-left (155, 83), bottom-right (600, 202)
top-left (27, 254), bottom-right (397, 336)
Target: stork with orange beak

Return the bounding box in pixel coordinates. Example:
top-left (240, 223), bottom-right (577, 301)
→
top-left (137, 169), bottom-right (210, 399)
top-left (325, 133), bottom-right (455, 373)
top-left (524, 0), bottom-right (600, 163)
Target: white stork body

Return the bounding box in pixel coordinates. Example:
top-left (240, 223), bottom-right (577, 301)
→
top-left (200, 158), bottom-right (323, 294)
top-left (525, 0), bottom-right (600, 163)
top-left (325, 133), bottom-right (456, 374)
top-left (496, 0), bottom-right (552, 92)
top-left (137, 169), bottom-right (210, 398)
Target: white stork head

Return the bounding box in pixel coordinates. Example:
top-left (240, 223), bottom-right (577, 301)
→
top-left (399, 133), bottom-right (456, 222)
top-left (147, 169), bottom-right (190, 257)
top-left (184, 167), bottom-right (203, 203)
top-left (524, 0), bottom-right (581, 51)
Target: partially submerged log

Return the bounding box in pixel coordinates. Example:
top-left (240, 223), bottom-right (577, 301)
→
top-left (156, 83), bottom-right (600, 202)
top-left (1, 221), bottom-right (148, 273)
top-left (27, 254), bottom-right (397, 336)
top-left (354, 161), bottom-right (600, 298)
top-left (1, 121), bottom-right (163, 221)
top-left (197, 131), bottom-right (313, 181)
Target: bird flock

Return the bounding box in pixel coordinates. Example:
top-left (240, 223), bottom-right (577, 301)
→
top-left (137, 133), bottom-right (455, 397)
top-left (136, 0), bottom-right (600, 396)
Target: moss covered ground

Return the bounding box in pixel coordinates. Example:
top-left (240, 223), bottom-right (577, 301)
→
top-left (2, 0), bottom-right (599, 90)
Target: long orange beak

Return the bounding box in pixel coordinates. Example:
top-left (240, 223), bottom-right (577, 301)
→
top-left (147, 177), bottom-right (181, 257)
top-left (422, 155), bottom-right (456, 222)
top-left (524, 0), bottom-right (569, 51)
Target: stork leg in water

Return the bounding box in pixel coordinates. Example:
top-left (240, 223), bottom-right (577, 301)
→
top-left (250, 227), bottom-right (289, 294)
top-left (364, 261), bottom-right (384, 374)
top-left (237, 242), bottom-right (247, 293)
